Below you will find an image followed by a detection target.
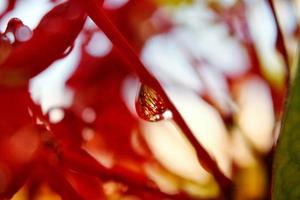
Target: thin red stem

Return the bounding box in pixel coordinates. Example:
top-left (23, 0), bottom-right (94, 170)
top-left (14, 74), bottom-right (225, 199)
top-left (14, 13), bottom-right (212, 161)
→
top-left (76, 0), bottom-right (231, 193)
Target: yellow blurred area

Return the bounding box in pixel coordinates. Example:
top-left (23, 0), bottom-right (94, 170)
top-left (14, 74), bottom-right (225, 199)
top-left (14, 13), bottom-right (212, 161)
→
top-left (234, 161), bottom-right (267, 200)
top-left (12, 184), bottom-right (61, 200)
top-left (155, 0), bottom-right (193, 7)
top-left (145, 163), bottom-right (219, 198)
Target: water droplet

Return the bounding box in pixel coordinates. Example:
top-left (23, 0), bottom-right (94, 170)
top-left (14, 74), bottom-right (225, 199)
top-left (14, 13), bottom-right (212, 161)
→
top-left (135, 84), bottom-right (171, 122)
top-left (3, 32), bottom-right (15, 43)
top-left (5, 18), bottom-right (23, 32)
top-left (2, 18), bottom-right (32, 44)
top-left (15, 25), bottom-right (32, 42)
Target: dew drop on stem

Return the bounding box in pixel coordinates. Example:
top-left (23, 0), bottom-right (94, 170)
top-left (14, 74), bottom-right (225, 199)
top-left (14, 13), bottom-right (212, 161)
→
top-left (2, 18), bottom-right (32, 44)
top-left (15, 25), bottom-right (32, 42)
top-left (135, 84), bottom-right (172, 122)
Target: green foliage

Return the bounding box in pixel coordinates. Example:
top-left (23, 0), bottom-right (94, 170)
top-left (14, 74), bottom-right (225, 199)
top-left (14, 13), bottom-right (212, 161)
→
top-left (273, 57), bottom-right (300, 199)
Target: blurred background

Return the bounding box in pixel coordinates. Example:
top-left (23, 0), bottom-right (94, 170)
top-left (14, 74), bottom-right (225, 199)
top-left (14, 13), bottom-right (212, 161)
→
top-left (0, 0), bottom-right (300, 199)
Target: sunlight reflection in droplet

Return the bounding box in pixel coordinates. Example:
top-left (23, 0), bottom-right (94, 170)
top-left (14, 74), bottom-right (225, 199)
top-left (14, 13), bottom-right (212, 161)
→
top-left (136, 84), bottom-right (169, 122)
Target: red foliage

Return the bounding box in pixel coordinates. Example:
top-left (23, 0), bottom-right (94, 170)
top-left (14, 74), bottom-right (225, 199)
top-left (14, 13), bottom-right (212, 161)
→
top-left (0, 0), bottom-right (289, 199)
